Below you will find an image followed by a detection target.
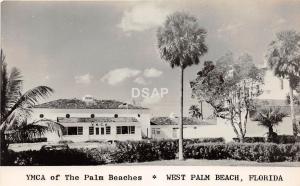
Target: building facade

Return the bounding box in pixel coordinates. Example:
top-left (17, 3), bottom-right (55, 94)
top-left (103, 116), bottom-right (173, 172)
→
top-left (150, 117), bottom-right (236, 141)
top-left (30, 97), bottom-right (150, 142)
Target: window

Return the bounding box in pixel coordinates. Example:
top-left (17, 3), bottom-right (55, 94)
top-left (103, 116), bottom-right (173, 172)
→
top-left (106, 126), bottom-right (111, 135)
top-left (66, 127), bottom-right (83, 135)
top-left (91, 114), bottom-right (95, 118)
top-left (116, 126), bottom-right (135, 134)
top-left (137, 114), bottom-right (141, 117)
top-left (39, 114), bottom-right (44, 118)
top-left (66, 114), bottom-right (70, 118)
top-left (117, 126), bottom-right (122, 134)
top-left (130, 126), bottom-right (135, 134)
top-left (101, 127), bottom-right (104, 135)
top-left (152, 128), bottom-right (160, 135)
top-left (89, 127), bottom-right (94, 135)
top-left (77, 127), bottom-right (83, 135)
top-left (122, 126), bottom-right (128, 134)
top-left (114, 114), bottom-right (118, 118)
top-left (95, 127), bottom-right (99, 135)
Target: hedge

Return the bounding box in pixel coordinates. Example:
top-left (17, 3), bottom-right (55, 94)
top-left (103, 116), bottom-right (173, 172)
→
top-left (233, 136), bottom-right (300, 144)
top-left (1, 140), bottom-right (299, 165)
top-left (185, 143), bottom-right (300, 162)
top-left (7, 137), bottom-right (47, 144)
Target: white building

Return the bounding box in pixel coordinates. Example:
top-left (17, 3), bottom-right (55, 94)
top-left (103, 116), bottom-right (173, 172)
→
top-left (30, 96), bottom-right (151, 142)
top-left (150, 117), bottom-right (235, 141)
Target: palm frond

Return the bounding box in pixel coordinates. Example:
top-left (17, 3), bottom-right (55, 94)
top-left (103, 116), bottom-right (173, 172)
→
top-left (5, 67), bottom-right (23, 110)
top-left (266, 30), bottom-right (300, 78)
top-left (1, 61), bottom-right (9, 120)
top-left (31, 119), bottom-right (64, 137)
top-left (157, 12), bottom-right (207, 69)
top-left (253, 107), bottom-right (288, 128)
top-left (2, 86), bottom-right (54, 124)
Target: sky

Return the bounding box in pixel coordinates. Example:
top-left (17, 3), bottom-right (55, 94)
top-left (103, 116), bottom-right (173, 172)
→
top-left (1, 0), bottom-right (300, 116)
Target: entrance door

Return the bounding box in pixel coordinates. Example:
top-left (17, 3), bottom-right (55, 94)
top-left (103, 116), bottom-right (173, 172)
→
top-left (172, 128), bottom-right (179, 138)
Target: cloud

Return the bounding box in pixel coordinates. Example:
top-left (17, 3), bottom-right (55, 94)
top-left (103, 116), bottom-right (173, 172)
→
top-left (141, 94), bottom-right (162, 105)
top-left (101, 68), bottom-right (141, 85)
top-left (217, 22), bottom-right (243, 38)
top-left (75, 73), bottom-right (93, 84)
top-left (118, 2), bottom-right (170, 33)
top-left (134, 76), bottom-right (148, 85)
top-left (143, 68), bottom-right (163, 78)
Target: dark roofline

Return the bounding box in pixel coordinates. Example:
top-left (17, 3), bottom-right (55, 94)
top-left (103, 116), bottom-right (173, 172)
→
top-left (34, 98), bottom-right (148, 110)
top-left (150, 117), bottom-right (216, 126)
top-left (57, 117), bottom-right (139, 123)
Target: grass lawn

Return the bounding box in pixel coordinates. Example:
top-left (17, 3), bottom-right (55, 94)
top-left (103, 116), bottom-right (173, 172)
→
top-left (116, 159), bottom-right (300, 167)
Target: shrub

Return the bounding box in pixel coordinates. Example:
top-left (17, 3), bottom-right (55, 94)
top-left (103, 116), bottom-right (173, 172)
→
top-left (185, 142), bottom-right (300, 162)
top-left (2, 140), bottom-right (300, 165)
top-left (233, 136), bottom-right (300, 144)
top-left (8, 137), bottom-right (47, 144)
top-left (277, 135), bottom-right (300, 144)
top-left (233, 137), bottom-right (265, 143)
top-left (58, 140), bottom-right (74, 144)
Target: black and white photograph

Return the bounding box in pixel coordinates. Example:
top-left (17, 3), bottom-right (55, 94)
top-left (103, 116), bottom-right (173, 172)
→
top-left (1, 0), bottom-right (300, 169)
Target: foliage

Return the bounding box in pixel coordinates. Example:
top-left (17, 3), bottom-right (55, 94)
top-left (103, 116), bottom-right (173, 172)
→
top-left (252, 107), bottom-right (288, 142)
top-left (58, 140), bottom-right (74, 144)
top-left (189, 105), bottom-right (202, 119)
top-left (286, 94), bottom-right (300, 105)
top-left (233, 137), bottom-right (265, 143)
top-left (157, 12), bottom-right (208, 160)
top-left (6, 137), bottom-right (47, 144)
top-left (3, 139), bottom-right (300, 165)
top-left (190, 53), bottom-right (264, 142)
top-left (157, 12), bottom-right (207, 69)
top-left (185, 142), bottom-right (300, 162)
top-left (266, 30), bottom-right (300, 136)
top-left (0, 50), bottom-right (58, 152)
top-left (266, 30), bottom-right (300, 80)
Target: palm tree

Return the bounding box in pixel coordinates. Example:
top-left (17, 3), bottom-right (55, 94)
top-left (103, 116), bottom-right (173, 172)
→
top-left (253, 107), bottom-right (287, 143)
top-left (266, 30), bottom-right (300, 137)
top-left (189, 105), bottom-right (202, 119)
top-left (1, 50), bottom-right (60, 153)
top-left (157, 12), bottom-right (208, 160)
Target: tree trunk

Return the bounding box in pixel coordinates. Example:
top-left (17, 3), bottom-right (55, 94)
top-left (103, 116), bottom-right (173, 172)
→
top-left (200, 101), bottom-right (203, 120)
top-left (178, 67), bottom-right (184, 160)
top-left (289, 77), bottom-right (297, 137)
top-left (0, 129), bottom-right (9, 154)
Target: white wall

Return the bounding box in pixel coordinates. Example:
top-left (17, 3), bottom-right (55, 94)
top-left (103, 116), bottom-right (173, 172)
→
top-left (30, 108), bottom-right (150, 138)
top-left (258, 70), bottom-right (290, 100)
top-left (151, 123), bottom-right (235, 142)
top-left (61, 122), bottom-right (141, 142)
top-left (217, 116), bottom-right (297, 139)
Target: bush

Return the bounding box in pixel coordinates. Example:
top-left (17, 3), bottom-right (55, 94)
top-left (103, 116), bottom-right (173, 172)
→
top-left (58, 140), bottom-right (74, 144)
top-left (185, 142), bottom-right (300, 162)
top-left (2, 140), bottom-right (299, 165)
top-left (233, 137), bottom-right (265, 143)
top-left (185, 137), bottom-right (225, 144)
top-left (277, 135), bottom-right (300, 144)
top-left (8, 137), bottom-right (47, 144)
top-left (233, 136), bottom-right (300, 144)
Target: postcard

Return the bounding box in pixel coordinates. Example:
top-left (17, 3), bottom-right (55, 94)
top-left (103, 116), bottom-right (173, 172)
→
top-left (0, 0), bottom-right (299, 186)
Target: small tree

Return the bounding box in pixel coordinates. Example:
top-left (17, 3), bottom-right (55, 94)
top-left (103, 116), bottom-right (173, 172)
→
top-left (252, 107), bottom-right (288, 143)
top-left (266, 30), bottom-right (300, 137)
top-left (189, 105), bottom-right (202, 119)
top-left (190, 53), bottom-right (264, 142)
